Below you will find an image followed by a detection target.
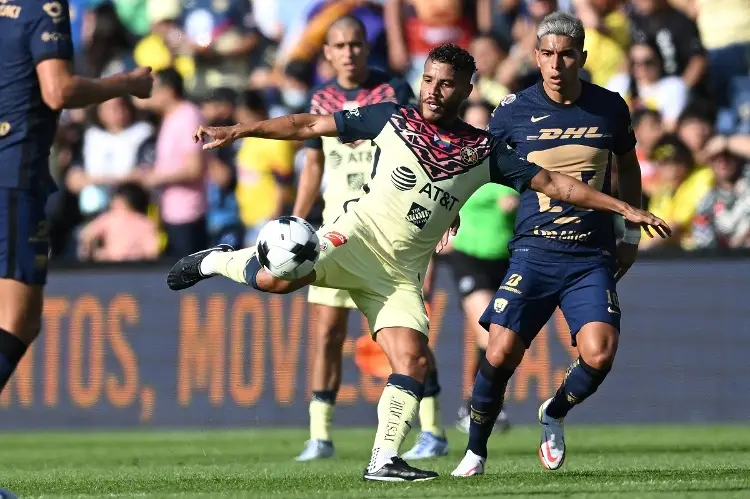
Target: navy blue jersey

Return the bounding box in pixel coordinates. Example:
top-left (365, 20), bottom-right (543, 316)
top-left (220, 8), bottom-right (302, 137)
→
top-left (0, 0), bottom-right (74, 190)
top-left (490, 81), bottom-right (636, 259)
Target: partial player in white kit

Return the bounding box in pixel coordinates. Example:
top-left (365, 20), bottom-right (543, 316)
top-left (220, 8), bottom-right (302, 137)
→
top-left (167, 43), bottom-right (670, 481)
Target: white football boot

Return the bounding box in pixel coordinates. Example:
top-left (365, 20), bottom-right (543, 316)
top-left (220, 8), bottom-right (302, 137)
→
top-left (451, 449), bottom-right (486, 477)
top-left (295, 439), bottom-right (334, 461)
top-left (538, 397), bottom-right (566, 470)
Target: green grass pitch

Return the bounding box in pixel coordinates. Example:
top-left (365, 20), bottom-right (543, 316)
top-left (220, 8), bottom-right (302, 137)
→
top-left (3, 425), bottom-right (750, 498)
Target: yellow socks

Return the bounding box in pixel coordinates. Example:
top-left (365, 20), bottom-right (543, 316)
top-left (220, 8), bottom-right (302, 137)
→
top-left (419, 396), bottom-right (445, 438)
top-left (309, 390), bottom-right (337, 442)
top-left (368, 374), bottom-right (423, 472)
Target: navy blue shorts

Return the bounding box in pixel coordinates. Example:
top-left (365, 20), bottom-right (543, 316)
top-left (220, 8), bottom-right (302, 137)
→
top-left (479, 253), bottom-right (621, 348)
top-left (0, 188), bottom-right (50, 286)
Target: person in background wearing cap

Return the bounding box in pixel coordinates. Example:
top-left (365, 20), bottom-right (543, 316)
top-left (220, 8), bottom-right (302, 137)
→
top-left (641, 135), bottom-right (714, 250)
top-left (692, 134), bottom-right (750, 250)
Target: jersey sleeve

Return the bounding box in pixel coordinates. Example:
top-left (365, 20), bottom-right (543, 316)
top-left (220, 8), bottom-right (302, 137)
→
top-left (612, 93), bottom-right (636, 156)
top-left (488, 136), bottom-right (542, 193)
top-left (29, 0), bottom-right (74, 64)
top-left (333, 102), bottom-right (396, 144)
top-left (488, 98), bottom-right (515, 144)
top-left (391, 77), bottom-right (416, 105)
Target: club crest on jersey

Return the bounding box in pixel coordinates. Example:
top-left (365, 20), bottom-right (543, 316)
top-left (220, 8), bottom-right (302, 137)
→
top-left (460, 146), bottom-right (479, 165)
top-left (405, 202), bottom-right (431, 229)
top-left (323, 231), bottom-right (348, 247)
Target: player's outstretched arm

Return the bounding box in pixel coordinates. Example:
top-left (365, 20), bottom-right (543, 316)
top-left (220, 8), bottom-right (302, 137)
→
top-left (529, 169), bottom-right (672, 239)
top-left (36, 61), bottom-right (153, 111)
top-left (194, 114), bottom-right (338, 151)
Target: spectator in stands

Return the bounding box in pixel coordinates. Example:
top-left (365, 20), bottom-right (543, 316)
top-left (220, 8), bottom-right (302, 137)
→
top-left (179, 0), bottom-right (259, 97)
top-left (384, 0), bottom-right (476, 90)
top-left (468, 33), bottom-right (510, 107)
top-left (234, 90), bottom-right (296, 245)
top-left (631, 108), bottom-right (664, 197)
top-left (133, 0), bottom-right (195, 83)
top-left (574, 0), bottom-right (630, 88)
top-left (628, 0), bottom-right (706, 92)
top-left (607, 41), bottom-right (688, 131)
top-left (676, 103), bottom-right (715, 165)
top-left (65, 97), bottom-right (155, 221)
top-left (76, 2), bottom-right (137, 78)
top-left (641, 135), bottom-right (714, 250)
top-left (137, 68), bottom-right (208, 257)
top-left (77, 183), bottom-right (160, 262)
top-left (201, 89), bottom-right (244, 249)
top-left (692, 136), bottom-right (750, 250)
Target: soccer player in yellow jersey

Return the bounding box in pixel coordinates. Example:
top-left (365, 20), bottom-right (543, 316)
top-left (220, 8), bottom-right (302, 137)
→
top-left (169, 43), bottom-right (670, 481)
top-left (291, 16), bottom-right (448, 462)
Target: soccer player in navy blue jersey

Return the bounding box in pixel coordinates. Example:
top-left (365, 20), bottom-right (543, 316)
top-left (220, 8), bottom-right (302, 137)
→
top-left (452, 12), bottom-right (663, 476)
top-left (0, 0), bottom-right (153, 394)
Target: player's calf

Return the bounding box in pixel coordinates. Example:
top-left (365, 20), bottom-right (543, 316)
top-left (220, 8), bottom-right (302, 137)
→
top-left (0, 280), bottom-right (44, 393)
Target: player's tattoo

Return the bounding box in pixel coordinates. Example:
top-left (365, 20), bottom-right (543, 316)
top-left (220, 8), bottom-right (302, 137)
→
top-left (565, 184), bottom-right (574, 201)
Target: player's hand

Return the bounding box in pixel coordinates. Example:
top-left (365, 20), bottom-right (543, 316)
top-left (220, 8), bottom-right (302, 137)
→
top-left (450, 214), bottom-right (460, 236)
top-left (127, 66), bottom-right (154, 99)
top-left (620, 205), bottom-right (671, 238)
top-left (193, 125), bottom-right (239, 150)
top-left (614, 241), bottom-right (638, 282)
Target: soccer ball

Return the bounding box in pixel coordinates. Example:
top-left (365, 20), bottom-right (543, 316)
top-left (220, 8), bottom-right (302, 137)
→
top-left (256, 216), bottom-right (320, 280)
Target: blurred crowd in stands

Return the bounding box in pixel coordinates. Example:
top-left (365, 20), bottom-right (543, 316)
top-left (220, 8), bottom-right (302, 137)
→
top-left (47, 0), bottom-right (750, 262)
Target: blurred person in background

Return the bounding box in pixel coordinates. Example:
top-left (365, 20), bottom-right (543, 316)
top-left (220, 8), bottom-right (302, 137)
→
top-left (384, 0), bottom-right (477, 91)
top-left (607, 41), bottom-right (687, 131)
top-left (641, 135), bottom-right (713, 250)
top-left (179, 0), bottom-right (260, 97)
top-left (137, 68), bottom-right (208, 257)
top-left (76, 1), bottom-right (137, 78)
top-left (65, 96), bottom-right (155, 221)
top-left (692, 134), bottom-right (750, 250)
top-left (77, 182), bottom-right (160, 262)
top-left (468, 33), bottom-right (510, 107)
top-left (202, 88), bottom-right (244, 249)
top-left (573, 0), bottom-right (629, 88)
top-left (675, 102), bottom-right (715, 165)
top-left (445, 100), bottom-right (514, 435)
top-left (133, 0), bottom-right (196, 82)
top-left (234, 90), bottom-right (296, 245)
top-left (496, 0), bottom-right (557, 91)
top-left (631, 108), bottom-right (663, 197)
top-left (628, 0), bottom-right (706, 93)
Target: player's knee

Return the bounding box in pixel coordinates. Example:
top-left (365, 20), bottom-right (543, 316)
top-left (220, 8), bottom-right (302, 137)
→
top-left (578, 324), bottom-right (619, 371)
top-left (391, 350), bottom-right (429, 381)
top-left (486, 325), bottom-right (525, 370)
top-left (318, 324), bottom-right (347, 355)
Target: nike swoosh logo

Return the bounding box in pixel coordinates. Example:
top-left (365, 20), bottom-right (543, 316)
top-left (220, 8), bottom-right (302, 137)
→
top-left (531, 115), bottom-right (550, 122)
top-left (608, 307), bottom-right (620, 314)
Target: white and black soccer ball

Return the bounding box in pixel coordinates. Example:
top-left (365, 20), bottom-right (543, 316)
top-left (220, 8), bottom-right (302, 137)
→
top-left (256, 216), bottom-right (320, 281)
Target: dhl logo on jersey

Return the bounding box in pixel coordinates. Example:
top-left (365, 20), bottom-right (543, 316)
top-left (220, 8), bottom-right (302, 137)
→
top-left (527, 127), bottom-right (611, 141)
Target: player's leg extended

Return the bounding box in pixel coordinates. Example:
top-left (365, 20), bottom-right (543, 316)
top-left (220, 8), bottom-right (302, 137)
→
top-left (539, 265), bottom-right (621, 470)
top-left (0, 280), bottom-right (43, 394)
top-left (402, 346), bottom-right (449, 460)
top-left (167, 245), bottom-right (315, 294)
top-left (296, 302), bottom-right (349, 461)
top-left (364, 325), bottom-right (438, 481)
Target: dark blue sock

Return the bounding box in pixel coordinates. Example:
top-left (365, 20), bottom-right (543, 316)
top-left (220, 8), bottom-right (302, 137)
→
top-left (467, 357), bottom-right (514, 459)
top-left (545, 357), bottom-right (610, 419)
top-left (312, 389), bottom-right (339, 405)
top-left (423, 370), bottom-right (440, 397)
top-left (0, 329), bottom-right (28, 392)
top-left (387, 373), bottom-right (425, 400)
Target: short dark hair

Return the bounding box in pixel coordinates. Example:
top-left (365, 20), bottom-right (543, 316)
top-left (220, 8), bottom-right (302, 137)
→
top-left (631, 108), bottom-right (662, 128)
top-left (459, 99), bottom-right (495, 120)
top-left (113, 182), bottom-right (150, 215)
top-left (155, 67), bottom-right (184, 99)
top-left (238, 89), bottom-right (268, 114)
top-left (427, 43), bottom-right (476, 79)
top-left (325, 15), bottom-right (367, 43)
top-left (652, 134), bottom-right (694, 167)
top-left (676, 100), bottom-right (716, 128)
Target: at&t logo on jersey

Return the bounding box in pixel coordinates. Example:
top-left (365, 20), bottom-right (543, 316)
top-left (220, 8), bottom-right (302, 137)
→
top-left (405, 202), bottom-right (431, 229)
top-left (391, 166), bottom-right (417, 191)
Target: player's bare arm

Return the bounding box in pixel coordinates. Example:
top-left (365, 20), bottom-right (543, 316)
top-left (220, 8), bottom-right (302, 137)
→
top-left (36, 60), bottom-right (153, 111)
top-left (194, 114), bottom-right (339, 150)
top-left (613, 149), bottom-right (645, 280)
top-left (529, 168), bottom-right (672, 238)
top-left (292, 149), bottom-right (326, 219)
